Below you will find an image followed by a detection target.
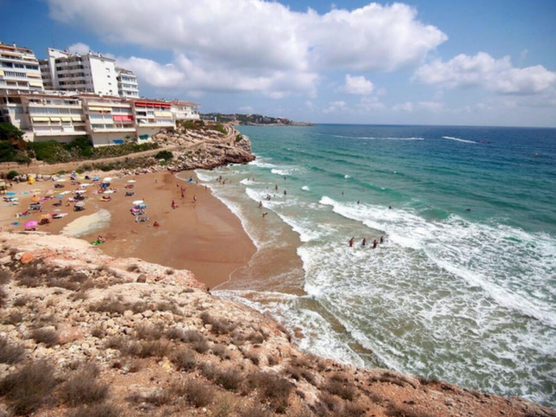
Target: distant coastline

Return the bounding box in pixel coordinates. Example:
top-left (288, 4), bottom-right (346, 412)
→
top-left (202, 112), bottom-right (315, 126)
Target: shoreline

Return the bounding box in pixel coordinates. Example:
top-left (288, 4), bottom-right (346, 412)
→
top-left (0, 169), bottom-right (256, 289)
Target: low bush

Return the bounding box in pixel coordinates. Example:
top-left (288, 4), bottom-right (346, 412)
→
top-left (323, 378), bottom-right (355, 401)
top-left (0, 269), bottom-right (11, 285)
top-left (0, 287), bottom-right (6, 307)
top-left (134, 324), bottom-right (164, 341)
top-left (155, 150), bottom-right (173, 161)
top-left (31, 328), bottom-right (60, 347)
top-left (65, 403), bottom-right (121, 417)
top-left (180, 379), bottom-right (214, 408)
top-left (13, 296), bottom-right (29, 307)
top-left (0, 337), bottom-right (25, 364)
top-left (61, 363), bottom-right (109, 406)
top-left (0, 360), bottom-right (58, 415)
top-left (247, 372), bottom-right (292, 413)
top-left (7, 170), bottom-right (19, 180)
top-left (171, 347), bottom-right (197, 371)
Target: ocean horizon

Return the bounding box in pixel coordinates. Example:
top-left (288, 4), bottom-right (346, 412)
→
top-left (198, 123), bottom-right (556, 407)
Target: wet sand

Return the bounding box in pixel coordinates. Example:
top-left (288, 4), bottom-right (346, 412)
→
top-left (0, 170), bottom-right (256, 289)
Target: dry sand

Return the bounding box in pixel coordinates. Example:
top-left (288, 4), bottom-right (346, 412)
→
top-left (0, 170), bottom-right (256, 289)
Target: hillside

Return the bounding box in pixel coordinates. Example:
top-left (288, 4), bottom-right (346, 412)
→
top-left (1, 232), bottom-right (554, 417)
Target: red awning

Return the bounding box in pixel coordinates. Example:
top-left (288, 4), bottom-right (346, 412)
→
top-left (113, 115), bottom-right (134, 122)
top-left (134, 101), bottom-right (171, 108)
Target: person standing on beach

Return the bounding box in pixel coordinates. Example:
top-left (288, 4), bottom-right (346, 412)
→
top-left (362, 238), bottom-right (367, 247)
top-left (171, 200), bottom-right (176, 209)
top-left (372, 239), bottom-right (378, 248)
top-left (349, 237), bottom-right (355, 247)
top-left (192, 195), bottom-right (197, 203)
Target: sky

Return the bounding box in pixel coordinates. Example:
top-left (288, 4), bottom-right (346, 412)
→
top-left (1, 0), bottom-right (556, 127)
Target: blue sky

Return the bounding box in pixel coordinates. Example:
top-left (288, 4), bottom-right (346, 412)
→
top-left (1, 0), bottom-right (555, 127)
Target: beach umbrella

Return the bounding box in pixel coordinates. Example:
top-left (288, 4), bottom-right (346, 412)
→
top-left (127, 179), bottom-right (136, 183)
top-left (24, 220), bottom-right (38, 228)
top-left (6, 192), bottom-right (16, 196)
top-left (132, 200), bottom-right (144, 205)
top-left (75, 201), bottom-right (85, 208)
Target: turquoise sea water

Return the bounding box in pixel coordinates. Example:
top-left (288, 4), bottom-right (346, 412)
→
top-left (197, 124), bottom-right (556, 407)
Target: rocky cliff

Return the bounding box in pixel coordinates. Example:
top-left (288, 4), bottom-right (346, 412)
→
top-left (0, 232), bottom-right (554, 417)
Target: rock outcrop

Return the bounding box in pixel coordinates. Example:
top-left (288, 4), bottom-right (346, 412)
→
top-left (0, 231), bottom-right (554, 417)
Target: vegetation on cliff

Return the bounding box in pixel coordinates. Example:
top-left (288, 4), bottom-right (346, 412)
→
top-left (0, 232), bottom-right (554, 417)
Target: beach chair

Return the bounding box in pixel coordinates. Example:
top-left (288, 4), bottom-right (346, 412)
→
top-left (135, 216), bottom-right (149, 223)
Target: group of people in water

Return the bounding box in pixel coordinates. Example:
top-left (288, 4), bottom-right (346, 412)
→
top-left (349, 235), bottom-right (384, 248)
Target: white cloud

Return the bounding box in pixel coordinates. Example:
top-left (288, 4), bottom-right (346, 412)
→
top-left (67, 42), bottom-right (90, 55)
top-left (340, 75), bottom-right (374, 95)
top-left (323, 101), bottom-right (347, 113)
top-left (392, 101), bottom-right (444, 112)
top-left (357, 96), bottom-right (384, 111)
top-left (46, 0), bottom-right (446, 97)
top-left (414, 52), bottom-right (556, 96)
top-left (116, 57), bottom-right (186, 88)
top-left (393, 102), bottom-right (413, 112)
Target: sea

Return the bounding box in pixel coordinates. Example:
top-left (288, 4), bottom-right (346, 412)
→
top-left (196, 124), bottom-right (556, 407)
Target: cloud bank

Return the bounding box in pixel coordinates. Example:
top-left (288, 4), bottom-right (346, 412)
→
top-left (46, 0), bottom-right (446, 96)
top-left (414, 52), bottom-right (556, 96)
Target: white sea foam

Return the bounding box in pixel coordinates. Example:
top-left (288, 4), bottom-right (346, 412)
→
top-left (318, 195), bottom-right (556, 327)
top-left (301, 185), bottom-right (310, 191)
top-left (442, 136), bottom-right (476, 144)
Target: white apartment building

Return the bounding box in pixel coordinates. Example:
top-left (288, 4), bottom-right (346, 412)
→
top-left (0, 42), bottom-right (44, 93)
top-left (0, 92), bottom-right (86, 143)
top-left (116, 67), bottom-right (139, 98)
top-left (40, 48), bottom-right (119, 96)
top-left (1, 91), bottom-right (200, 147)
top-left (170, 100), bottom-right (200, 121)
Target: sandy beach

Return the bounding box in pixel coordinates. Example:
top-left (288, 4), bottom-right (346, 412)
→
top-left (0, 170), bottom-right (256, 289)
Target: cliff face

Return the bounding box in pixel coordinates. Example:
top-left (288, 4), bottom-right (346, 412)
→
top-left (0, 232), bottom-right (554, 417)
top-left (152, 123), bottom-right (255, 171)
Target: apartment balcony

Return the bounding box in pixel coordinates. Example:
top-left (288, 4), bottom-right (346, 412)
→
top-left (33, 125), bottom-right (87, 136)
top-left (90, 123), bottom-right (136, 133)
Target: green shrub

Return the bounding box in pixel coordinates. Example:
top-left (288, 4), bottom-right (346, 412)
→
top-left (155, 150), bottom-right (173, 161)
top-left (7, 170), bottom-right (19, 180)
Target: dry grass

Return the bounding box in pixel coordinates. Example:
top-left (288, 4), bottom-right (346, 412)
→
top-left (178, 379), bottom-right (214, 408)
top-left (61, 363), bottom-right (109, 407)
top-left (134, 323), bottom-right (164, 340)
top-left (0, 287), bottom-right (6, 308)
top-left (247, 371), bottom-right (292, 413)
top-left (171, 347), bottom-right (198, 371)
top-left (65, 402), bottom-right (121, 417)
top-left (201, 312), bottom-right (237, 335)
top-left (200, 364), bottom-right (244, 392)
top-left (0, 359), bottom-right (58, 415)
top-left (31, 327), bottom-right (60, 347)
top-left (0, 337), bottom-right (25, 364)
top-left (0, 269), bottom-right (12, 285)
top-left (13, 295), bottom-right (29, 307)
